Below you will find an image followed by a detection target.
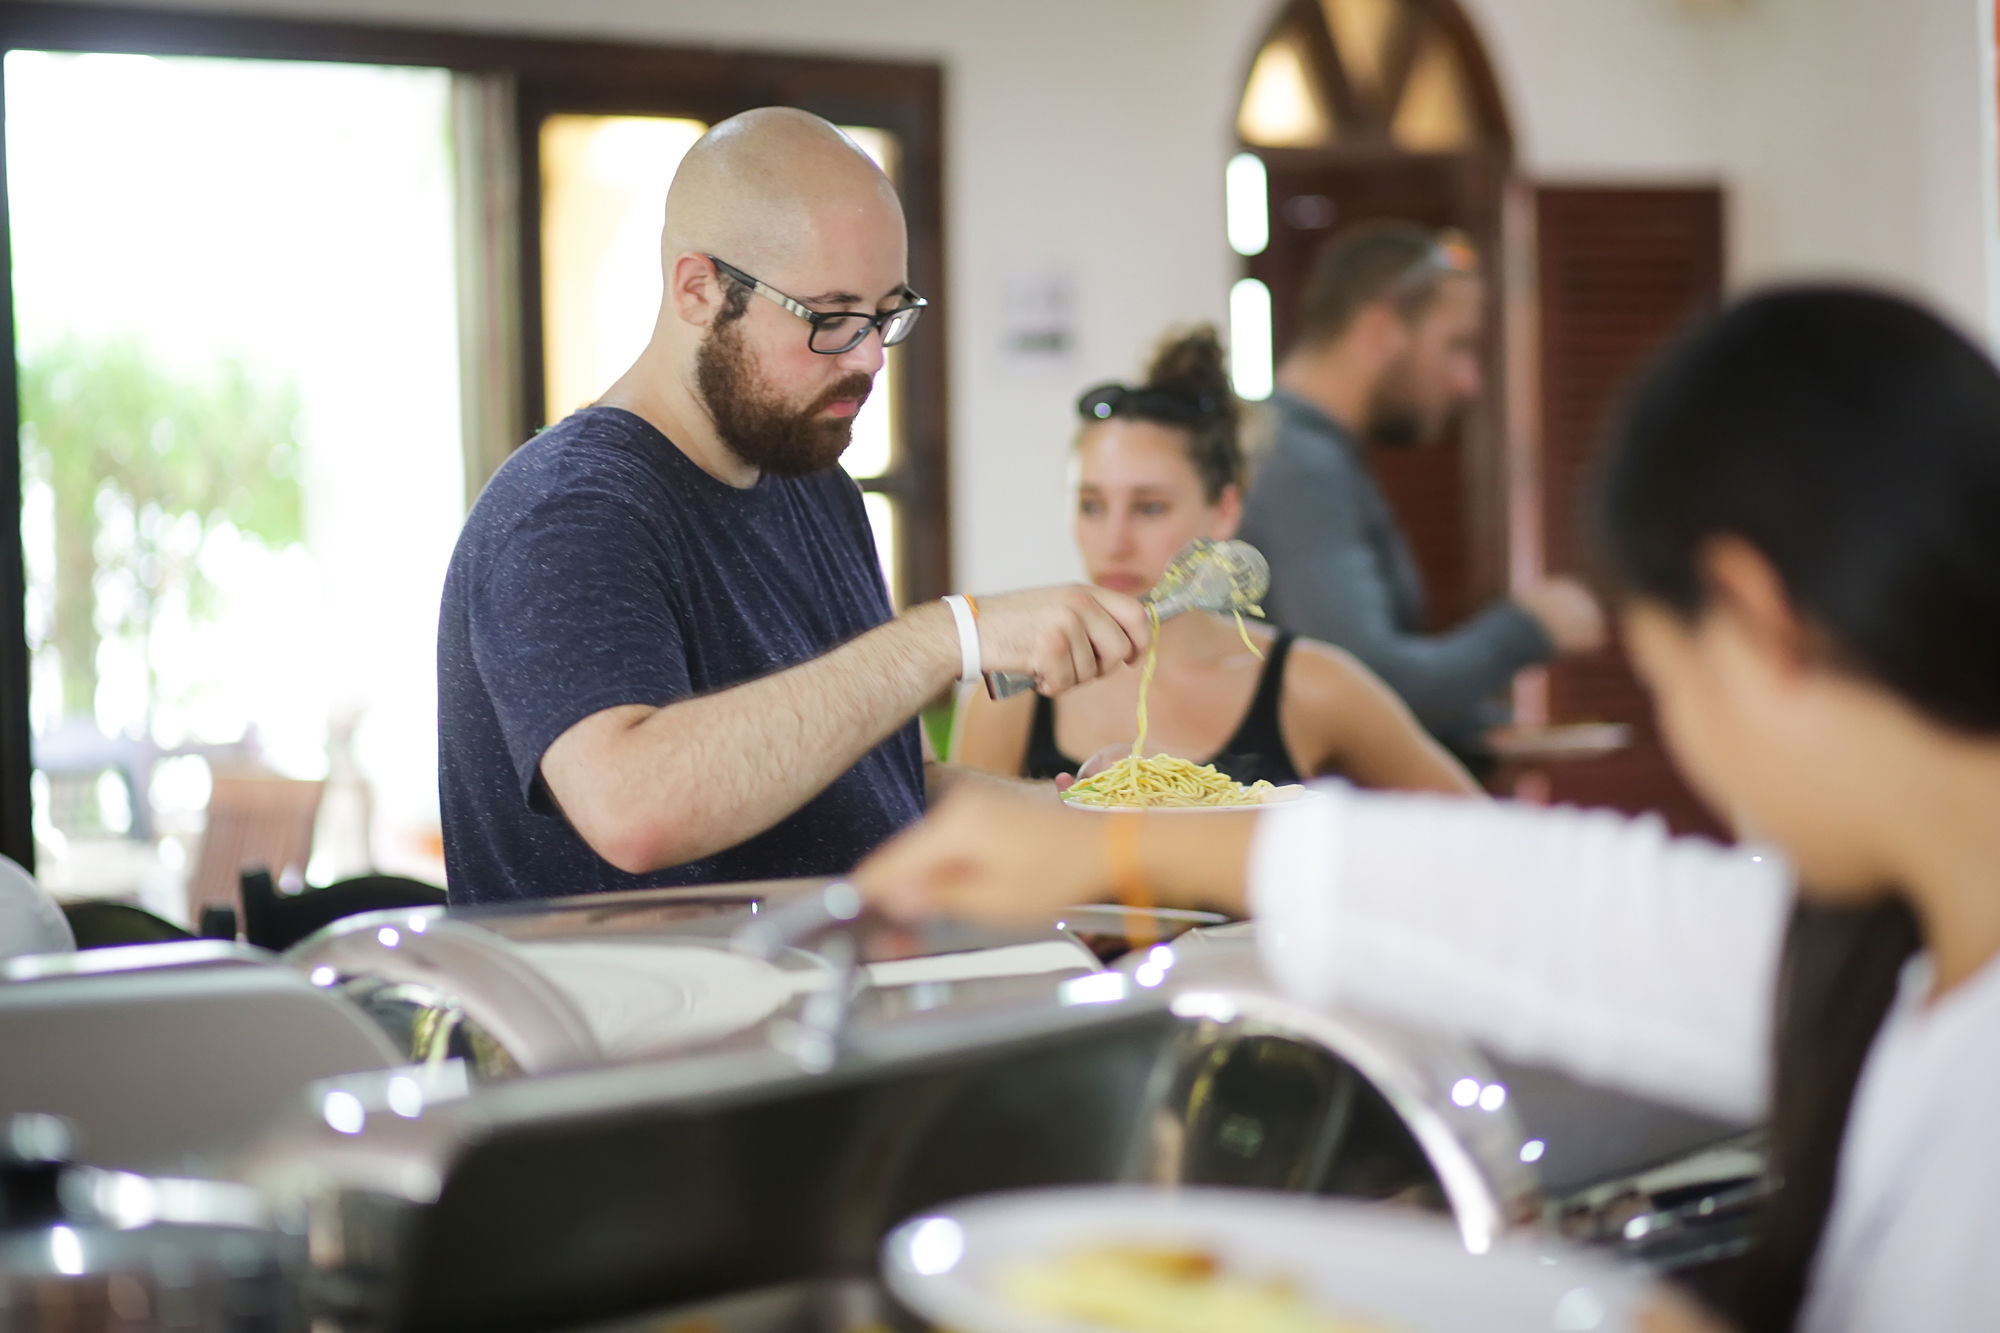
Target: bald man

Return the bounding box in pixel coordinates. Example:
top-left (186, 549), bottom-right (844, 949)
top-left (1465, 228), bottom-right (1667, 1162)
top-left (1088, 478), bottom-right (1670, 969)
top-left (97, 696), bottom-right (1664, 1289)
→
top-left (437, 109), bottom-right (1149, 902)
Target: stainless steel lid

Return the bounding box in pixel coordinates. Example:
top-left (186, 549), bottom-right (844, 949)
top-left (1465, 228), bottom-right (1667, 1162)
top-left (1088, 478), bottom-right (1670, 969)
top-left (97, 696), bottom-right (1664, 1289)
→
top-left (0, 1114), bottom-right (303, 1331)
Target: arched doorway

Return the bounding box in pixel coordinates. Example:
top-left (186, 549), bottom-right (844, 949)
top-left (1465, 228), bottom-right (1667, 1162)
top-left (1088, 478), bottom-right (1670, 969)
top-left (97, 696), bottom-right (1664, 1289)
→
top-left (1231, 0), bottom-right (1512, 632)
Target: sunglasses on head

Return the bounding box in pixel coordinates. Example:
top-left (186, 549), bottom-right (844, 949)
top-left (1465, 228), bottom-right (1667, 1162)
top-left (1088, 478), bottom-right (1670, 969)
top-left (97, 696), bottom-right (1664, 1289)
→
top-left (1076, 382), bottom-right (1221, 425)
top-left (1387, 228), bottom-right (1481, 301)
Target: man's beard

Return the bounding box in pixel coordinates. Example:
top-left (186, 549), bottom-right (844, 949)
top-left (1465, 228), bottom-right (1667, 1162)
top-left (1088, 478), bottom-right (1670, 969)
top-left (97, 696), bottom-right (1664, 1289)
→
top-left (1365, 359), bottom-right (1445, 450)
top-left (694, 316), bottom-right (873, 477)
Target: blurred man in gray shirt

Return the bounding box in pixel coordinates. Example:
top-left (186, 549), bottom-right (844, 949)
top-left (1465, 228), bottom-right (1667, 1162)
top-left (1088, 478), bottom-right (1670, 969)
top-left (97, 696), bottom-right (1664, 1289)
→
top-left (1240, 223), bottom-right (1603, 765)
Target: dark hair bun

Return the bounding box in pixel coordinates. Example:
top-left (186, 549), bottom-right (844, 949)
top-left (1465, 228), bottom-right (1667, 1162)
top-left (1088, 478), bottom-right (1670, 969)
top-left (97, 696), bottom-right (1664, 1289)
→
top-left (1144, 325), bottom-right (1239, 431)
top-left (1137, 324), bottom-right (1243, 499)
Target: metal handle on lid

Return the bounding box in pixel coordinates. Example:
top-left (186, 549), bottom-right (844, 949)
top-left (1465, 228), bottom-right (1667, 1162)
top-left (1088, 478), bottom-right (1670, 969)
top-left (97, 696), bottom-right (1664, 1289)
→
top-left (731, 882), bottom-right (867, 1073)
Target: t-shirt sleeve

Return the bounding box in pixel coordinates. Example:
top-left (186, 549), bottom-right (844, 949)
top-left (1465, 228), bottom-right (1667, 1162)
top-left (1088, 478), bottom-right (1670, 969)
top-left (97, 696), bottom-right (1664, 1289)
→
top-left (467, 488), bottom-right (691, 811)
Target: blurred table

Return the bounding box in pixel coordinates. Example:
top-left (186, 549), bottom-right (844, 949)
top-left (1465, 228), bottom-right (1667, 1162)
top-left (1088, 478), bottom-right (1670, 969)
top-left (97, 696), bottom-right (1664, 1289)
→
top-left (1484, 722), bottom-right (1634, 803)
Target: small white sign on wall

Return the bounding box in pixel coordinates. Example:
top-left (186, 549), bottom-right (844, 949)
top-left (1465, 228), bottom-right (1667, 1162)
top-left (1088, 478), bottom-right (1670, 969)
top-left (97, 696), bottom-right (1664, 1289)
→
top-left (999, 269), bottom-right (1076, 369)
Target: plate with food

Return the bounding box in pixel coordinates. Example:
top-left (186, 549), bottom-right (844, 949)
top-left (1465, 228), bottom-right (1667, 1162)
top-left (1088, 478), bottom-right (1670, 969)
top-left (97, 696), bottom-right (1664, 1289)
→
top-left (1062, 754), bottom-right (1308, 812)
top-left (882, 1185), bottom-right (1643, 1333)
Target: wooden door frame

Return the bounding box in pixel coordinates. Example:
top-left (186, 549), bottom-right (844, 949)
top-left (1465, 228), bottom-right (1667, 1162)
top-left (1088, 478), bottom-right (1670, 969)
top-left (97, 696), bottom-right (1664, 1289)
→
top-left (0, 2), bottom-right (950, 870)
top-left (1248, 0), bottom-right (1514, 160)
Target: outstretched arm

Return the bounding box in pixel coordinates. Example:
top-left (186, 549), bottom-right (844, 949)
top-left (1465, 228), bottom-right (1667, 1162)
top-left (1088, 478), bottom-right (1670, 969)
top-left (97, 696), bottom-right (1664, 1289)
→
top-left (541, 588), bottom-right (1147, 874)
top-left (1281, 639), bottom-right (1480, 794)
top-left (855, 783), bottom-right (1789, 1122)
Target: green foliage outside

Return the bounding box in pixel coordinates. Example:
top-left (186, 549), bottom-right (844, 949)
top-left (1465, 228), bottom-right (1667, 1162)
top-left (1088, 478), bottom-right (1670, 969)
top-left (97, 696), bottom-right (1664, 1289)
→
top-left (922, 695), bottom-right (956, 762)
top-left (18, 337), bottom-right (307, 724)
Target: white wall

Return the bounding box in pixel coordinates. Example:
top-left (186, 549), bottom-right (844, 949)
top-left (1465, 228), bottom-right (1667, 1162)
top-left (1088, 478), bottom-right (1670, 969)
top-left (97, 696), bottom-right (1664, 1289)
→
top-left (1708, 0), bottom-right (1993, 340)
top-left (1455, 0), bottom-right (1724, 176)
top-left (34, 0), bottom-right (1999, 589)
top-left (1447, 0), bottom-right (1995, 339)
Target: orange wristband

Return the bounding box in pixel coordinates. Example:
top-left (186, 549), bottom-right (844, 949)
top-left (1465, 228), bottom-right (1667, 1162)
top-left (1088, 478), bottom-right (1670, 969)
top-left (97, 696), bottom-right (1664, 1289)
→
top-left (962, 593), bottom-right (979, 619)
top-left (1106, 812), bottom-right (1156, 951)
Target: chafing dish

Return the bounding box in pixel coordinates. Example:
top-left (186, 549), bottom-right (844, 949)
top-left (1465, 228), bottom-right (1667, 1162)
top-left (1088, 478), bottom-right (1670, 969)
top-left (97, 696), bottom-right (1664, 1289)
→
top-left (0, 941), bottom-right (402, 1176)
top-left (229, 930), bottom-right (1569, 1332)
top-left (281, 880), bottom-right (1115, 1079)
top-left (1158, 928), bottom-right (1761, 1273)
top-left (0, 1113), bottom-right (308, 1331)
top-left (225, 884), bottom-right (1761, 1332)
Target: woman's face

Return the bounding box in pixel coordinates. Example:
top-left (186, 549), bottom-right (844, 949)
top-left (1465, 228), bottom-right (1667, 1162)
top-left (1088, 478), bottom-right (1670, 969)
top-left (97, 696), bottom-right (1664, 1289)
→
top-left (1073, 419), bottom-right (1239, 597)
top-left (1623, 587), bottom-right (1895, 901)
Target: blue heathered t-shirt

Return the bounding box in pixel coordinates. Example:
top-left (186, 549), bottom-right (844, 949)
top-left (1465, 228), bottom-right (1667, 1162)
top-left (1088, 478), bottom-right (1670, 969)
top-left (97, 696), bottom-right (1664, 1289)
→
top-left (436, 406), bottom-right (925, 904)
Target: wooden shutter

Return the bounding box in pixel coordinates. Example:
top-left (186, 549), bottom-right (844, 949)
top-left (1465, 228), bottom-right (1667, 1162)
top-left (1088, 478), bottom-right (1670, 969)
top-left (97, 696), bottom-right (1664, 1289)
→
top-left (1527, 185), bottom-right (1725, 837)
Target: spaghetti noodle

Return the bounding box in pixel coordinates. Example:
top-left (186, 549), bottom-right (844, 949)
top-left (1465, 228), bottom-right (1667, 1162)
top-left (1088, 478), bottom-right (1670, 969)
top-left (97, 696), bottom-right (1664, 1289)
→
top-left (1064, 753), bottom-right (1274, 808)
top-left (1067, 605), bottom-right (1275, 808)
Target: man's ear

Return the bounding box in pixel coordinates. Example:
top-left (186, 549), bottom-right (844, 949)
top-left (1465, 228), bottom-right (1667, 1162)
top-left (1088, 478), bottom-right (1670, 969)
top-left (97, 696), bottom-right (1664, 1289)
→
top-left (666, 251), bottom-right (725, 329)
top-left (1353, 300), bottom-right (1411, 368)
top-left (1699, 535), bottom-right (1812, 677)
top-left (1211, 482), bottom-right (1243, 540)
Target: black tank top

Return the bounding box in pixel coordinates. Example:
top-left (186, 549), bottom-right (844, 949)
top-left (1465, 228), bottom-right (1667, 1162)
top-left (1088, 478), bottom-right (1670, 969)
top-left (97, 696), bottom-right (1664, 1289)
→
top-left (1023, 631), bottom-right (1304, 787)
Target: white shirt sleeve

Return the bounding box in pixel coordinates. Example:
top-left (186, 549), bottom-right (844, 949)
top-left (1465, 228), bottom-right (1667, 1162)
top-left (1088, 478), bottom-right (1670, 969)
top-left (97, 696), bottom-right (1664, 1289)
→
top-left (1247, 786), bottom-right (1793, 1123)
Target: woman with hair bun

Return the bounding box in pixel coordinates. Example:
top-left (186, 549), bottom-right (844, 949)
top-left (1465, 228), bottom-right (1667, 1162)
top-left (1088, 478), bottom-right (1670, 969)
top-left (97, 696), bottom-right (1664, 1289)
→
top-left (952, 325), bottom-right (1477, 796)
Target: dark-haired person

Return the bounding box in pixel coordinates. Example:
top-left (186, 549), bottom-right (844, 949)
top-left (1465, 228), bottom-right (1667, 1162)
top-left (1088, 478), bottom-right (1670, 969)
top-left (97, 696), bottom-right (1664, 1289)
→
top-left (436, 109), bottom-right (1156, 903)
top-left (857, 286), bottom-right (2000, 1332)
top-left (956, 326), bottom-right (1475, 797)
top-left (1239, 222), bottom-right (1605, 764)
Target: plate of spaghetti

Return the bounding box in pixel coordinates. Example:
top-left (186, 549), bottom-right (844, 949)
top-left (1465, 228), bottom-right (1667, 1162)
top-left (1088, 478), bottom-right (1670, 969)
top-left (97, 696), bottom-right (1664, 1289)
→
top-left (1063, 756), bottom-right (1300, 811)
top-left (1062, 591), bottom-right (1303, 810)
top-left (883, 1185), bottom-right (1644, 1333)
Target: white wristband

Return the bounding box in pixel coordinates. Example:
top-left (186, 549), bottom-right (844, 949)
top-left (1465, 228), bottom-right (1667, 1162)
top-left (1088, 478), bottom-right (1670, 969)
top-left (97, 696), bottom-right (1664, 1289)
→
top-left (942, 594), bottom-right (982, 683)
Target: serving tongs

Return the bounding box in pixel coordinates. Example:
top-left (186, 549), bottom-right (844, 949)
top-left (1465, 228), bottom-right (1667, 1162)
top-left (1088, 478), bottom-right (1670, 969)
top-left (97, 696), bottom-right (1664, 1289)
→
top-left (983, 537), bottom-right (1270, 700)
top-left (731, 881), bottom-right (868, 1072)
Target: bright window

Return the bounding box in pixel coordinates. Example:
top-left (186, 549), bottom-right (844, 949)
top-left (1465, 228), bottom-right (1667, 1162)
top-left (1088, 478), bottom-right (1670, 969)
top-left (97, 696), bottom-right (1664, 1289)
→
top-left (8, 50), bottom-right (464, 911)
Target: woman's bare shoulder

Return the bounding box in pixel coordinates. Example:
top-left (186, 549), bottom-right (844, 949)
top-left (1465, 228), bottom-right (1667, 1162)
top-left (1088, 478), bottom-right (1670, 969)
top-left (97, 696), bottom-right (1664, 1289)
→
top-left (1281, 634), bottom-right (1385, 701)
top-left (951, 684), bottom-right (1039, 773)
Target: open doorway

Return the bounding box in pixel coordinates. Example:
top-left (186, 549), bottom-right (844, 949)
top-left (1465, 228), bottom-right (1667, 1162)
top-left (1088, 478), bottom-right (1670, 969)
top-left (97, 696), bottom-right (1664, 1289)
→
top-left (8, 50), bottom-right (466, 916)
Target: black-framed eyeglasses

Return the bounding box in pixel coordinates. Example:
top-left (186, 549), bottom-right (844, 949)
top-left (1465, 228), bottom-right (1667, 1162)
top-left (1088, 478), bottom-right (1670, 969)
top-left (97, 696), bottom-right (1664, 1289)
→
top-left (1076, 382), bottom-right (1221, 425)
top-left (707, 254), bottom-right (927, 355)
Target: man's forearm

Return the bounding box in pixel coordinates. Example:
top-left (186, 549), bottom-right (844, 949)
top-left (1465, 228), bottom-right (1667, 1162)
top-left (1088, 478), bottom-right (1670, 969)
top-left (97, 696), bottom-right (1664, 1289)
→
top-left (595, 604), bottom-right (958, 871)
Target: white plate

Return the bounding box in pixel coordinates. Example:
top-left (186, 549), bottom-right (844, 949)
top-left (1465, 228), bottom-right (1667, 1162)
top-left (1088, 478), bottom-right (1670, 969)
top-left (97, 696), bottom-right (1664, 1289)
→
top-left (512, 941), bottom-right (809, 1055)
top-left (882, 1185), bottom-right (1645, 1333)
top-left (1062, 783), bottom-right (1308, 814)
top-left (516, 939), bottom-right (1104, 1055)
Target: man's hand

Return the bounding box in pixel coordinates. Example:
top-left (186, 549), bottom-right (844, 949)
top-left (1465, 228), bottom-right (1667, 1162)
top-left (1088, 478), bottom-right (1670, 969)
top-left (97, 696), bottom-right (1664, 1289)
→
top-left (854, 786), bottom-right (1118, 926)
top-left (1515, 575), bottom-right (1607, 655)
top-left (970, 585), bottom-right (1152, 695)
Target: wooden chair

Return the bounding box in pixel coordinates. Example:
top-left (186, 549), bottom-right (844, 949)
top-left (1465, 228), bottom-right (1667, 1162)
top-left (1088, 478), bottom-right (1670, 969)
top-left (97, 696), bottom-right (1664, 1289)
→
top-left (238, 867), bottom-right (446, 953)
top-left (183, 772), bottom-right (325, 932)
